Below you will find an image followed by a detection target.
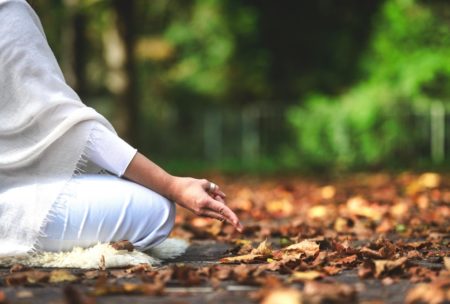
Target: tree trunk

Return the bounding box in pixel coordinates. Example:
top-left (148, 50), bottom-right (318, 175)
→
top-left (110, 0), bottom-right (138, 145)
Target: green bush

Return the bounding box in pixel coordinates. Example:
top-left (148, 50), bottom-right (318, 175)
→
top-left (288, 0), bottom-right (450, 169)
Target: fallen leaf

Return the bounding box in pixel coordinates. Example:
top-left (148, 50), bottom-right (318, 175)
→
top-left (321, 185), bottom-right (336, 199)
top-left (251, 239), bottom-right (273, 256)
top-left (15, 290), bottom-right (33, 299)
top-left (266, 199), bottom-right (294, 216)
top-left (220, 253), bottom-right (266, 264)
top-left (308, 205), bottom-right (330, 220)
top-left (358, 260), bottom-right (375, 279)
top-left (9, 263), bottom-right (30, 273)
top-left (346, 196), bottom-right (383, 221)
top-left (126, 263), bottom-right (153, 274)
top-left (374, 257), bottom-right (408, 278)
top-left (261, 288), bottom-right (303, 304)
top-left (220, 240), bottom-right (272, 264)
top-left (290, 271), bottom-right (324, 282)
top-left (323, 266), bottom-right (342, 276)
top-left (283, 240), bottom-right (320, 257)
top-left (171, 264), bottom-right (202, 286)
top-left (49, 270), bottom-right (79, 283)
top-left (303, 281), bottom-right (357, 303)
top-left (93, 281), bottom-right (164, 296)
top-left (5, 270), bottom-right (50, 286)
top-left (405, 278), bottom-right (450, 304)
top-left (110, 240), bottom-right (134, 252)
top-left (418, 172), bottom-right (441, 189)
top-left (332, 254), bottom-right (358, 267)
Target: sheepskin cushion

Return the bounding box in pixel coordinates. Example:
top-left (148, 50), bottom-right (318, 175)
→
top-left (0, 238), bottom-right (189, 269)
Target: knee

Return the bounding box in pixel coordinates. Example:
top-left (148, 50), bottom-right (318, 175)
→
top-left (159, 197), bottom-right (176, 233)
top-left (134, 195), bottom-right (176, 251)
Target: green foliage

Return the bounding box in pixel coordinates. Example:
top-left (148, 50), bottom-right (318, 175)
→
top-left (164, 0), bottom-right (234, 98)
top-left (288, 0), bottom-right (450, 169)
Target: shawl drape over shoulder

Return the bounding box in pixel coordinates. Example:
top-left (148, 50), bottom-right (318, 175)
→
top-left (0, 0), bottom-right (115, 256)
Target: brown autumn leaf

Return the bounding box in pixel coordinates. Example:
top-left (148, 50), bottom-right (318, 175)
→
top-left (405, 278), bottom-right (450, 304)
top-left (83, 270), bottom-right (106, 280)
top-left (171, 264), bottom-right (202, 286)
top-left (110, 240), bottom-right (134, 252)
top-left (359, 239), bottom-right (396, 260)
top-left (323, 265), bottom-right (342, 276)
top-left (126, 263), bottom-right (153, 274)
top-left (220, 240), bottom-right (272, 264)
top-left (408, 266), bottom-right (439, 283)
top-left (251, 239), bottom-right (273, 255)
top-left (333, 239), bottom-right (358, 255)
top-left (283, 239), bottom-right (320, 257)
top-left (359, 247), bottom-right (384, 259)
top-left (407, 250), bottom-right (423, 259)
top-left (5, 270), bottom-right (50, 286)
top-left (399, 240), bottom-right (432, 250)
top-left (303, 281), bottom-right (357, 304)
top-left (92, 281), bottom-right (164, 296)
top-left (374, 257), bottom-right (408, 278)
top-left (332, 254), bottom-right (358, 267)
top-left (358, 260), bottom-right (375, 279)
top-left (211, 265), bottom-right (233, 281)
top-left (219, 253), bottom-right (266, 264)
top-left (9, 263), bottom-right (30, 273)
top-left (346, 196), bottom-right (383, 221)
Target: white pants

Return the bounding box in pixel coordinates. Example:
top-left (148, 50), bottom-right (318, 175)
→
top-left (37, 174), bottom-right (176, 252)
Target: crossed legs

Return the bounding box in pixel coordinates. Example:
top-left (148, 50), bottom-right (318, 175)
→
top-left (37, 174), bottom-right (176, 252)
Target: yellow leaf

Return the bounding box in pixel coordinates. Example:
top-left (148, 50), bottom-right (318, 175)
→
top-left (49, 270), bottom-right (78, 283)
top-left (283, 240), bottom-right (320, 257)
top-left (266, 199), bottom-right (294, 216)
top-left (308, 205), bottom-right (329, 219)
top-left (320, 185), bottom-right (336, 199)
top-left (219, 254), bottom-right (265, 264)
top-left (251, 239), bottom-right (273, 256)
top-left (290, 271), bottom-right (323, 282)
top-left (418, 172), bottom-right (441, 188)
top-left (261, 288), bottom-right (303, 304)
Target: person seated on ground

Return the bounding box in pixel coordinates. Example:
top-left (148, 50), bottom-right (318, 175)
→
top-left (0, 0), bottom-right (243, 256)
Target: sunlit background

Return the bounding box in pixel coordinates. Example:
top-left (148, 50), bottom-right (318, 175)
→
top-left (32, 0), bottom-right (450, 174)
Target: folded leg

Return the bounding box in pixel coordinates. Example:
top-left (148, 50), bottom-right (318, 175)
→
top-left (37, 174), bottom-right (175, 252)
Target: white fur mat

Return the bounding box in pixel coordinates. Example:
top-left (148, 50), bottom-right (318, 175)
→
top-left (0, 238), bottom-right (189, 269)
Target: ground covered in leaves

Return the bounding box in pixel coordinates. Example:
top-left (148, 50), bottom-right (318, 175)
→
top-left (1, 172), bottom-right (449, 303)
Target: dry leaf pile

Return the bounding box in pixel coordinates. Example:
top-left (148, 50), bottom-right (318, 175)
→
top-left (0, 172), bottom-right (449, 303)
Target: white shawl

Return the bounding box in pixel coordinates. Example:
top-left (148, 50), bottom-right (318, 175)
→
top-left (0, 0), bottom-right (114, 256)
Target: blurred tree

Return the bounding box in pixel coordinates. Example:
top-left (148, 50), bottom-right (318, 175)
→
top-left (111, 0), bottom-right (138, 144)
top-left (289, 0), bottom-right (450, 169)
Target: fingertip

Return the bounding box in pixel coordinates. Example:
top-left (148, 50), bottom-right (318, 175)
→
top-left (233, 220), bottom-right (244, 233)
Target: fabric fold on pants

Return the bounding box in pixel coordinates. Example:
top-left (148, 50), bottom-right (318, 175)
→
top-left (37, 174), bottom-right (176, 252)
